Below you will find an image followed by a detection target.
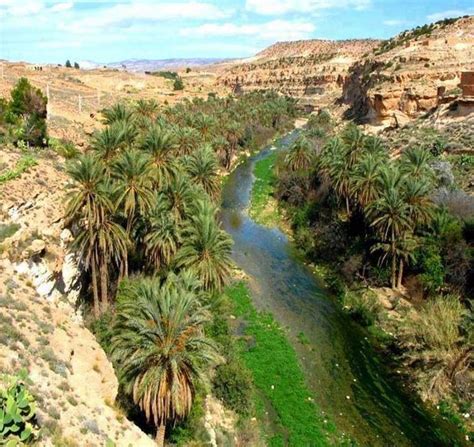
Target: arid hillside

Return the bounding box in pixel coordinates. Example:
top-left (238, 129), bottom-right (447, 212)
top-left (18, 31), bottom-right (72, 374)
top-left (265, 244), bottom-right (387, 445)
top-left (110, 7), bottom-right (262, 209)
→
top-left (217, 39), bottom-right (379, 106)
top-left (0, 61), bottom-right (222, 144)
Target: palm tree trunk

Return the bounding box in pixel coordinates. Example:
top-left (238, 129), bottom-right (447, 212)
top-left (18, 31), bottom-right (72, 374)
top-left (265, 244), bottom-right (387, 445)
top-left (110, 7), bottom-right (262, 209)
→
top-left (391, 233), bottom-right (397, 289)
top-left (91, 261), bottom-right (100, 318)
top-left (100, 260), bottom-right (108, 312)
top-left (155, 423), bottom-right (166, 447)
top-left (397, 258), bottom-right (404, 289)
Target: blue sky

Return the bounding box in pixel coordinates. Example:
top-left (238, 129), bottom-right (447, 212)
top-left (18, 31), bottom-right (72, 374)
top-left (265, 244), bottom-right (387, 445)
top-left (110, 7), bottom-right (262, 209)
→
top-left (0, 0), bottom-right (473, 64)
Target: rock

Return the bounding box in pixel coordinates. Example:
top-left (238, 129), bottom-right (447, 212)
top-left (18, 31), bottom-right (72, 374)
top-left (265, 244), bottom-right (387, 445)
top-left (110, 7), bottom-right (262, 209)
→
top-left (60, 228), bottom-right (73, 245)
top-left (25, 239), bottom-right (46, 257)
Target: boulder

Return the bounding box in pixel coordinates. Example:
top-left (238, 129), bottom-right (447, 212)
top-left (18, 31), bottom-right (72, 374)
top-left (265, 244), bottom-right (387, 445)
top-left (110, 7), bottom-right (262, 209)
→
top-left (24, 239), bottom-right (46, 258)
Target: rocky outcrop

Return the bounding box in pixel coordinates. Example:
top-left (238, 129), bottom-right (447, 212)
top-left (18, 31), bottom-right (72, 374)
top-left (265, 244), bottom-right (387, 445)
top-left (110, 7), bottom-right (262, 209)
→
top-left (341, 16), bottom-right (474, 124)
top-left (218, 39), bottom-right (380, 106)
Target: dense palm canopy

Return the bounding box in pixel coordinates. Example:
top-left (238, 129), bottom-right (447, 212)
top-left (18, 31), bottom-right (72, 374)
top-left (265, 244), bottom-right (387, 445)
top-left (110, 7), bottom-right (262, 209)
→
top-left (285, 136), bottom-right (315, 172)
top-left (110, 275), bottom-right (219, 446)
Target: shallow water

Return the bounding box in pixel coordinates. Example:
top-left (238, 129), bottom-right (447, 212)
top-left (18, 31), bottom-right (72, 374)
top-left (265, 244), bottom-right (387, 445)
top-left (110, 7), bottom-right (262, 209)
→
top-left (220, 131), bottom-right (464, 446)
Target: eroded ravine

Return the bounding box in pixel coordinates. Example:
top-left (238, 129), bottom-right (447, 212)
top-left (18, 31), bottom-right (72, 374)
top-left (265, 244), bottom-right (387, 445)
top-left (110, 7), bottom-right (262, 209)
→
top-left (220, 131), bottom-right (465, 446)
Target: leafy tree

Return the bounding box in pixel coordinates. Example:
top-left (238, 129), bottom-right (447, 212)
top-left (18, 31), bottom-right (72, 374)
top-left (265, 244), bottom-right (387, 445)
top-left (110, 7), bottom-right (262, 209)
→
top-left (111, 276), bottom-right (219, 447)
top-left (65, 59), bottom-right (72, 68)
top-left (74, 62), bottom-right (80, 69)
top-left (9, 77), bottom-right (48, 146)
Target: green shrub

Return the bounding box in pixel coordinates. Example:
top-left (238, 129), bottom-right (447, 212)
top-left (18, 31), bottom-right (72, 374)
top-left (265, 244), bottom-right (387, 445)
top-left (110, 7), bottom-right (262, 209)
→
top-left (173, 77), bottom-right (184, 91)
top-left (49, 138), bottom-right (80, 159)
top-left (0, 224), bottom-right (20, 243)
top-left (0, 372), bottom-right (39, 444)
top-left (416, 242), bottom-right (445, 293)
top-left (342, 289), bottom-right (383, 326)
top-left (213, 359), bottom-right (254, 416)
top-left (8, 78), bottom-right (48, 147)
top-left (0, 155), bottom-right (37, 184)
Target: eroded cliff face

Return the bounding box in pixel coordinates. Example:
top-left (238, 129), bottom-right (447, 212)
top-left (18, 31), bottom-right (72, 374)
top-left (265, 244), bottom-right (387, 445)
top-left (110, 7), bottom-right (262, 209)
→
top-left (341, 16), bottom-right (474, 124)
top-left (218, 39), bottom-right (380, 106)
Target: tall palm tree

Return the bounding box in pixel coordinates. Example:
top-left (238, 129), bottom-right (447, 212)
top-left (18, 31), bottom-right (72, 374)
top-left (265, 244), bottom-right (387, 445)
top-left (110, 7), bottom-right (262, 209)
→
top-left (112, 150), bottom-right (154, 236)
top-left (175, 201), bottom-right (233, 292)
top-left (160, 175), bottom-right (196, 223)
top-left (341, 124), bottom-right (366, 166)
top-left (111, 276), bottom-right (219, 447)
top-left (173, 126), bottom-right (202, 157)
top-left (403, 177), bottom-right (434, 228)
top-left (223, 121), bottom-right (243, 169)
top-left (366, 187), bottom-right (412, 289)
top-left (284, 136), bottom-right (315, 172)
top-left (184, 145), bottom-right (220, 199)
top-left (74, 211), bottom-right (128, 312)
top-left (140, 124), bottom-right (177, 188)
top-left (66, 154), bottom-right (113, 315)
top-left (193, 113), bottom-right (216, 141)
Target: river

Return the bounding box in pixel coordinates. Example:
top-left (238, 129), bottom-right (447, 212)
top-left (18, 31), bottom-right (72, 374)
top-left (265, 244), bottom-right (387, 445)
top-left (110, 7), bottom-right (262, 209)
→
top-left (220, 131), bottom-right (465, 446)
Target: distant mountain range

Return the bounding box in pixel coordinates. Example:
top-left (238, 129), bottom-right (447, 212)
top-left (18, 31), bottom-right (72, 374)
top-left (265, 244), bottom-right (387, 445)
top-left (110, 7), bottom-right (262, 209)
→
top-left (78, 58), bottom-right (231, 72)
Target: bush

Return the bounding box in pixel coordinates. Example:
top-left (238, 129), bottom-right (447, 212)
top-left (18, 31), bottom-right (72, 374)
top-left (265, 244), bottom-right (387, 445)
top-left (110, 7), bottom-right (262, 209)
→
top-left (0, 371), bottom-right (39, 444)
top-left (8, 78), bottom-right (48, 147)
top-left (415, 242), bottom-right (445, 294)
top-left (173, 77), bottom-right (184, 91)
top-left (342, 289), bottom-right (383, 326)
top-left (49, 138), bottom-right (80, 159)
top-left (213, 359), bottom-right (254, 416)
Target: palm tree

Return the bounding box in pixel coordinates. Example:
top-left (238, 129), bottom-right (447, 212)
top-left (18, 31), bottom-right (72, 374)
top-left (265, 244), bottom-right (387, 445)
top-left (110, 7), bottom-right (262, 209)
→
top-left (285, 136), bottom-right (315, 172)
top-left (174, 126), bottom-right (202, 157)
top-left (184, 145), bottom-right (220, 199)
top-left (403, 177), bottom-right (434, 228)
top-left (366, 186), bottom-right (412, 288)
top-left (91, 122), bottom-right (126, 162)
top-left (112, 150), bottom-right (154, 236)
top-left (175, 201), bottom-right (233, 292)
top-left (66, 154), bottom-right (113, 315)
top-left (111, 276), bottom-right (219, 447)
top-left (144, 207), bottom-right (182, 271)
top-left (135, 99), bottom-right (159, 119)
top-left (102, 103), bottom-right (135, 125)
top-left (350, 153), bottom-right (383, 208)
top-left (341, 124), bottom-right (366, 166)
top-left (160, 175), bottom-right (196, 223)
top-left (140, 124), bottom-right (177, 188)
top-left (400, 147), bottom-right (433, 179)
top-left (74, 211), bottom-right (128, 312)
top-left (193, 113), bottom-right (216, 141)
top-left (223, 121), bottom-right (243, 169)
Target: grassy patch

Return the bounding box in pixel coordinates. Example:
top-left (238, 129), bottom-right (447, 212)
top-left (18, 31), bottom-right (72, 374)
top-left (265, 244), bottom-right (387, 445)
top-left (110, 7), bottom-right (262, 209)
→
top-left (249, 151), bottom-right (282, 227)
top-left (0, 155), bottom-right (37, 184)
top-left (226, 282), bottom-right (334, 447)
top-left (0, 223), bottom-right (20, 243)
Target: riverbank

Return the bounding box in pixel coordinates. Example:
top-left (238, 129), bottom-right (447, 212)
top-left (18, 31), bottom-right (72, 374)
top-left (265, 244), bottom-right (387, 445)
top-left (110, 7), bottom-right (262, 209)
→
top-left (248, 131), bottom-right (473, 444)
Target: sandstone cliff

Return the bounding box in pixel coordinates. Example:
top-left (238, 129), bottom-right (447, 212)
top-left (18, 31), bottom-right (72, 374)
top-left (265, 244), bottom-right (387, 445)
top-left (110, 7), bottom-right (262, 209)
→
top-left (341, 16), bottom-right (474, 124)
top-left (218, 39), bottom-right (380, 106)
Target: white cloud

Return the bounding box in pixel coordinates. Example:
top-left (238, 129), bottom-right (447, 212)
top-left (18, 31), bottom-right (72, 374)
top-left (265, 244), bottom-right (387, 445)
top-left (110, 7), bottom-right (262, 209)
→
top-left (50, 2), bottom-right (74, 13)
top-left (62, 1), bottom-right (231, 33)
top-left (383, 19), bottom-right (405, 26)
top-left (427, 10), bottom-right (472, 22)
top-left (245, 0), bottom-right (370, 16)
top-left (181, 20), bottom-right (316, 42)
top-left (3, 0), bottom-right (44, 17)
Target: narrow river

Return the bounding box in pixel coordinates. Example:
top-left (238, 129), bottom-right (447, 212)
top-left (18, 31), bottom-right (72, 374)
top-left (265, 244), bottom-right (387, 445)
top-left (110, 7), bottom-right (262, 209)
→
top-left (220, 131), bottom-right (465, 446)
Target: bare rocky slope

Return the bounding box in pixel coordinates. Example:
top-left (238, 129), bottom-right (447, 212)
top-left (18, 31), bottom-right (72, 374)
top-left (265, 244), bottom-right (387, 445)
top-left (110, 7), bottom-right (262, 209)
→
top-left (218, 16), bottom-right (474, 125)
top-left (218, 39), bottom-right (380, 106)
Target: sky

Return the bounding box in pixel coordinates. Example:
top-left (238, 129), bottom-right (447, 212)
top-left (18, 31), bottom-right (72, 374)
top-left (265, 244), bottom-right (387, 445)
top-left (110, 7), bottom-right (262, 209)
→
top-left (0, 0), bottom-right (473, 64)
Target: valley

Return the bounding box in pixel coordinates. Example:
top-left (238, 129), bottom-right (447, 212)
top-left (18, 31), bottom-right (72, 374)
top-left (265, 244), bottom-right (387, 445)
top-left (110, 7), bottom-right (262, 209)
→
top-left (0, 11), bottom-right (473, 447)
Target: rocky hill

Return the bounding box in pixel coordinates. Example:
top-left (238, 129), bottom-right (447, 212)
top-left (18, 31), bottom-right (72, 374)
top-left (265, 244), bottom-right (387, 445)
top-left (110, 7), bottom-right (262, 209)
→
top-left (217, 39), bottom-right (380, 105)
top-left (341, 15), bottom-right (474, 125)
top-left (218, 16), bottom-right (474, 124)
